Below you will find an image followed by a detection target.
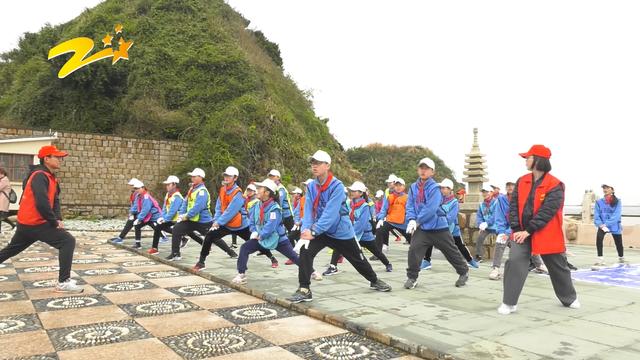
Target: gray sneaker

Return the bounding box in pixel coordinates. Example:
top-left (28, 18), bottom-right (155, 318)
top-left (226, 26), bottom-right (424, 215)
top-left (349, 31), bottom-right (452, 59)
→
top-left (455, 273), bottom-right (469, 287)
top-left (55, 279), bottom-right (84, 293)
top-left (370, 279), bottom-right (392, 292)
top-left (404, 278), bottom-right (418, 289)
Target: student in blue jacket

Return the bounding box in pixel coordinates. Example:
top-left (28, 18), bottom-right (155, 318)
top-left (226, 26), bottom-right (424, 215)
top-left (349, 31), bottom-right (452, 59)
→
top-left (423, 179), bottom-right (479, 270)
top-left (404, 158), bottom-right (469, 290)
top-left (194, 166), bottom-right (277, 272)
top-left (592, 184), bottom-right (625, 269)
top-left (323, 181), bottom-right (393, 276)
top-left (231, 179), bottom-right (315, 284)
top-left (474, 187), bottom-right (498, 262)
top-left (166, 168), bottom-right (214, 261)
top-left (131, 182), bottom-right (162, 249)
top-left (287, 150), bottom-right (392, 303)
top-left (111, 178), bottom-right (142, 244)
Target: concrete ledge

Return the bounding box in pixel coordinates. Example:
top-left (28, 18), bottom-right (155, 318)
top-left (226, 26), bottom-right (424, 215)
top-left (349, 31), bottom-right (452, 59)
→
top-left (110, 242), bottom-right (450, 359)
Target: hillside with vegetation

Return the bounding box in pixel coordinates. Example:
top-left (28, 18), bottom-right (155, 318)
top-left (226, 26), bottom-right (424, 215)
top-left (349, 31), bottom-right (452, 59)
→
top-left (346, 144), bottom-right (463, 192)
top-left (0, 0), bottom-right (357, 184)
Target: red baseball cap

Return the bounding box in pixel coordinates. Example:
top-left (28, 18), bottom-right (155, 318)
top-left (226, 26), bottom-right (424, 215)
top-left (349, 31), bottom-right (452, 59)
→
top-left (519, 144), bottom-right (551, 159)
top-left (38, 145), bottom-right (68, 159)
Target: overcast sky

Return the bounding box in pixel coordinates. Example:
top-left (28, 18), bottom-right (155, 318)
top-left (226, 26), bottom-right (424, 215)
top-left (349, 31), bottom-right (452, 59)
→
top-left (1, 1), bottom-right (638, 205)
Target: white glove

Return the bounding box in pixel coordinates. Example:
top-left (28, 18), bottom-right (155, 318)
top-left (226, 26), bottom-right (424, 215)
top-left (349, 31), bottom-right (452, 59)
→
top-left (376, 220), bottom-right (385, 229)
top-left (406, 220), bottom-right (417, 234)
top-left (291, 224), bottom-right (299, 232)
top-left (210, 223), bottom-right (220, 231)
top-left (294, 239), bottom-right (310, 252)
top-left (479, 222), bottom-right (488, 231)
top-left (496, 234), bottom-right (508, 244)
top-left (156, 218), bottom-right (165, 225)
top-left (128, 215), bottom-right (134, 221)
top-left (250, 231), bottom-right (259, 240)
top-left (133, 219), bottom-right (140, 226)
top-left (601, 226), bottom-right (610, 233)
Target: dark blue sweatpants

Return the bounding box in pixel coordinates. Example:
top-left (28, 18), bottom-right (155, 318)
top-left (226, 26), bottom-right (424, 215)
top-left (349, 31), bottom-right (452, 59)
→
top-left (238, 239), bottom-right (299, 273)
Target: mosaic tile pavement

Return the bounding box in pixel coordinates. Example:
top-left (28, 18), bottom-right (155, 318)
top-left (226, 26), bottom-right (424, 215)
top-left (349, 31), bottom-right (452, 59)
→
top-left (0, 232), bottom-right (411, 359)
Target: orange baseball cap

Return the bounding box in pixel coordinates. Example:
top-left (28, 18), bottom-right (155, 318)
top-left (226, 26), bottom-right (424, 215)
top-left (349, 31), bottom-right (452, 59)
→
top-left (519, 144), bottom-right (551, 159)
top-left (38, 145), bottom-right (68, 159)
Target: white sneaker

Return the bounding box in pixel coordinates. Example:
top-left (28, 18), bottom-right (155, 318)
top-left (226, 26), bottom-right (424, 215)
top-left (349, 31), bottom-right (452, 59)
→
top-left (311, 271), bottom-right (323, 281)
top-left (535, 264), bottom-right (548, 274)
top-left (382, 244), bottom-right (388, 252)
top-left (569, 299), bottom-right (581, 309)
top-left (55, 279), bottom-right (84, 293)
top-left (231, 273), bottom-right (247, 284)
top-left (489, 267), bottom-right (501, 280)
top-left (591, 259), bottom-right (606, 271)
top-left (497, 303), bottom-right (517, 315)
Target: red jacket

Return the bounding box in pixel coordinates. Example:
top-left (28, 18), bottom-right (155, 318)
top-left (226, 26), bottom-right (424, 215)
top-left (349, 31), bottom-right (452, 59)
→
top-left (516, 173), bottom-right (565, 255)
top-left (17, 166), bottom-right (60, 226)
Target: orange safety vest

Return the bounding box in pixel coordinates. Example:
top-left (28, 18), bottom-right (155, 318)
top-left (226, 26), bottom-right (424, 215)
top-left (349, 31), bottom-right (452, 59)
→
top-left (517, 173), bottom-right (565, 255)
top-left (386, 192), bottom-right (407, 225)
top-left (219, 186), bottom-right (243, 228)
top-left (17, 170), bottom-right (57, 226)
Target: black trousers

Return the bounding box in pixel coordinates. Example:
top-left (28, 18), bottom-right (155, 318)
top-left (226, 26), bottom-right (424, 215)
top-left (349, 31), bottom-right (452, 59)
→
top-left (0, 223), bottom-right (76, 282)
top-left (118, 218), bottom-right (134, 239)
top-left (170, 221), bottom-right (210, 255)
top-left (0, 211), bottom-right (15, 231)
top-left (283, 215), bottom-right (294, 231)
top-left (288, 229), bottom-right (301, 247)
top-left (330, 239), bottom-right (391, 267)
top-left (596, 228), bottom-right (624, 257)
top-left (200, 226), bottom-right (274, 263)
top-left (298, 234), bottom-right (378, 289)
top-left (424, 235), bottom-right (473, 262)
top-left (133, 221), bottom-right (157, 241)
top-left (152, 221), bottom-right (204, 249)
top-left (375, 222), bottom-right (411, 251)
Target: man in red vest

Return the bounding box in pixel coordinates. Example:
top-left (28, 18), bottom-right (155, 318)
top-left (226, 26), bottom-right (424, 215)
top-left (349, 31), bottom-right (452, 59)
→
top-left (0, 145), bottom-right (83, 293)
top-left (498, 144), bottom-right (578, 315)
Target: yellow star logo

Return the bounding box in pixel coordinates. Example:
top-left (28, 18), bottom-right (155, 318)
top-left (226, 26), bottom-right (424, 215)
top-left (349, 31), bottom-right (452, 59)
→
top-left (101, 33), bottom-right (113, 47)
top-left (112, 38), bottom-right (133, 64)
top-left (114, 23), bottom-right (123, 34)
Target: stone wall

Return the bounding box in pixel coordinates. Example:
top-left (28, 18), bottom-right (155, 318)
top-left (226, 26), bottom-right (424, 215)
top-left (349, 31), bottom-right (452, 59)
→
top-left (459, 208), bottom-right (496, 259)
top-left (0, 127), bottom-right (189, 217)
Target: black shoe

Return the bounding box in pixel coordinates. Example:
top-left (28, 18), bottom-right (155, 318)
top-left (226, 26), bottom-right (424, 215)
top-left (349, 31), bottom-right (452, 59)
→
top-left (385, 264), bottom-right (393, 272)
top-left (166, 253), bottom-right (181, 261)
top-left (230, 244), bottom-right (238, 249)
top-left (133, 242), bottom-right (142, 249)
top-left (567, 262), bottom-right (578, 271)
top-left (528, 263), bottom-right (536, 272)
top-left (287, 288), bottom-right (312, 303)
top-left (455, 273), bottom-right (469, 287)
top-left (369, 255), bottom-right (379, 261)
top-left (180, 237), bottom-right (189, 248)
top-left (229, 251), bottom-right (238, 259)
top-left (370, 279), bottom-right (392, 292)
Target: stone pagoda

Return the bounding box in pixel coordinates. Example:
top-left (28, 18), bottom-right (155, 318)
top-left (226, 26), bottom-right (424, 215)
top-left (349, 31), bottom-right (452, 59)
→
top-left (461, 128), bottom-right (488, 210)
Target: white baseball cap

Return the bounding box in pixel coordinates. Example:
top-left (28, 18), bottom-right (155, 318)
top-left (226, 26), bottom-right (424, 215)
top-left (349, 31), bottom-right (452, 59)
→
top-left (375, 190), bottom-right (384, 198)
top-left (268, 169), bottom-right (281, 178)
top-left (254, 178), bottom-right (278, 193)
top-left (439, 178), bottom-right (454, 189)
top-left (394, 178), bottom-right (406, 185)
top-left (291, 187), bottom-right (303, 194)
top-left (303, 179), bottom-right (313, 185)
top-left (348, 181), bottom-right (367, 193)
top-left (482, 185), bottom-right (492, 192)
top-left (385, 174), bottom-right (398, 183)
top-left (246, 183), bottom-right (257, 192)
top-left (418, 157), bottom-right (436, 169)
top-left (163, 175), bottom-right (180, 184)
top-left (128, 178), bottom-right (140, 186)
top-left (188, 168), bottom-right (206, 178)
top-left (131, 179), bottom-right (144, 188)
top-left (223, 166), bottom-right (239, 177)
top-left (309, 150), bottom-right (332, 164)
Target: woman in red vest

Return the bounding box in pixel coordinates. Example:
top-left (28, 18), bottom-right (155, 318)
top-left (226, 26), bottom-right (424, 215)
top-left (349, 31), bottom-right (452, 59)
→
top-left (0, 145), bottom-right (82, 293)
top-left (498, 145), bottom-right (579, 315)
